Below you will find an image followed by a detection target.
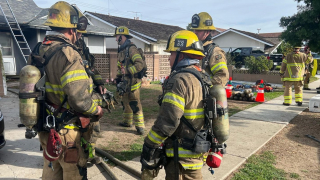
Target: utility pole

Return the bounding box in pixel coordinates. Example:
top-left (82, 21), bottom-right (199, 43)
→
top-left (257, 28), bottom-right (261, 34)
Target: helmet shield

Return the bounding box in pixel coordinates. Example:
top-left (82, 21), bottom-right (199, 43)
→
top-left (191, 14), bottom-right (200, 28)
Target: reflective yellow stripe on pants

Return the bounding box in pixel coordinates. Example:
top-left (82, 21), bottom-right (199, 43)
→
top-left (134, 114), bottom-right (144, 127)
top-left (295, 93), bottom-right (303, 102)
top-left (284, 96), bottom-right (292, 104)
top-left (123, 113), bottom-right (133, 124)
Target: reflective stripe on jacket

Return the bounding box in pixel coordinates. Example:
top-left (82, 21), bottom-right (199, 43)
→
top-left (27, 34), bottom-right (98, 115)
top-left (281, 52), bottom-right (307, 81)
top-left (144, 65), bottom-right (205, 170)
top-left (203, 41), bottom-right (229, 86)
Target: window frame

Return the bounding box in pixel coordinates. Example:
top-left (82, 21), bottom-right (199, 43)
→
top-left (0, 32), bottom-right (14, 57)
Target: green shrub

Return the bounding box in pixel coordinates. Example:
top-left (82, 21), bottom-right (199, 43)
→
top-left (244, 56), bottom-right (273, 74)
top-left (225, 52), bottom-right (235, 65)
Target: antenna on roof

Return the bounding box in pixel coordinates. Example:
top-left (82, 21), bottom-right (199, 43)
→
top-left (128, 11), bottom-right (141, 20)
top-left (257, 28), bottom-right (261, 34)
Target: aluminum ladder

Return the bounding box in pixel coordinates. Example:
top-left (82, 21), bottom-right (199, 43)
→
top-left (0, 0), bottom-right (31, 63)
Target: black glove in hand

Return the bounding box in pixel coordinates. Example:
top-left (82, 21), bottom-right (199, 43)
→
top-left (141, 143), bottom-right (156, 162)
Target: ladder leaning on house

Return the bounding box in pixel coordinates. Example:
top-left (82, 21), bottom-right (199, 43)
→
top-left (0, 0), bottom-right (31, 63)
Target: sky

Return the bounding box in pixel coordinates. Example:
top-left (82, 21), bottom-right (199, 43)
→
top-left (33, 0), bottom-right (301, 33)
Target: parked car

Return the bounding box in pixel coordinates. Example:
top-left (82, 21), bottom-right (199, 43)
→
top-left (269, 54), bottom-right (284, 70)
top-left (0, 109), bottom-right (5, 149)
top-left (230, 47), bottom-right (270, 68)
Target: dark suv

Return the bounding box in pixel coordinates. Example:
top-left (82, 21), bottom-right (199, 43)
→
top-left (0, 109), bottom-right (5, 149)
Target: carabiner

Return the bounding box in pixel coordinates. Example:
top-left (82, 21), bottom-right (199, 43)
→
top-left (45, 115), bottom-right (56, 128)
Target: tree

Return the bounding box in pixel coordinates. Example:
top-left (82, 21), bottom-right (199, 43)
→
top-left (279, 0), bottom-right (320, 52)
top-left (186, 23), bottom-right (192, 31)
top-left (277, 41), bottom-right (293, 56)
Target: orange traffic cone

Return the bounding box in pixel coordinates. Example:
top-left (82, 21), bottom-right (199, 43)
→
top-left (226, 77), bottom-right (233, 98)
top-left (255, 79), bottom-right (265, 102)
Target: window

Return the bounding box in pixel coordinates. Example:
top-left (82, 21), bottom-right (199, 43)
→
top-left (0, 33), bottom-right (13, 56)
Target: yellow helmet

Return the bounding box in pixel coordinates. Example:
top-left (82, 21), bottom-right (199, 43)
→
top-left (164, 30), bottom-right (205, 57)
top-left (44, 1), bottom-right (88, 31)
top-left (114, 26), bottom-right (133, 39)
top-left (190, 12), bottom-right (216, 31)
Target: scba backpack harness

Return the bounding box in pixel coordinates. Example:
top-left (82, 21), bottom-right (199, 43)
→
top-left (160, 67), bottom-right (226, 174)
top-left (125, 44), bottom-right (148, 79)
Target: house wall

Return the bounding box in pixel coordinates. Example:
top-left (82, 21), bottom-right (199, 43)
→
top-left (86, 35), bottom-right (106, 54)
top-left (213, 31), bottom-right (266, 53)
top-left (87, 15), bottom-right (147, 51)
top-left (152, 43), bottom-right (170, 55)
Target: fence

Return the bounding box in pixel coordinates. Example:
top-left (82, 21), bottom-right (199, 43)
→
top-left (93, 51), bottom-right (171, 83)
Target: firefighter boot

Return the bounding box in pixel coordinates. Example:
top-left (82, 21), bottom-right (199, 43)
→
top-left (297, 102), bottom-right (302, 106)
top-left (136, 127), bottom-right (144, 135)
top-left (283, 103), bottom-right (290, 106)
top-left (87, 146), bottom-right (102, 164)
top-left (88, 156), bottom-right (103, 164)
top-left (119, 122), bottom-right (133, 127)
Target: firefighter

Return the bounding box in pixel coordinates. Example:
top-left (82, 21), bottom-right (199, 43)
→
top-left (303, 46), bottom-right (314, 90)
top-left (141, 30), bottom-right (206, 179)
top-left (190, 12), bottom-right (229, 86)
top-left (280, 46), bottom-right (308, 106)
top-left (28, 2), bottom-right (104, 179)
top-left (114, 26), bottom-right (146, 135)
top-left (76, 29), bottom-right (106, 164)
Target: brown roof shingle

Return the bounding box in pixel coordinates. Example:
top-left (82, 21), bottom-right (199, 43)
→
top-left (87, 12), bottom-right (184, 42)
top-left (259, 32), bottom-right (282, 38)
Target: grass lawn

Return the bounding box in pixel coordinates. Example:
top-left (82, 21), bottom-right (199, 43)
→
top-left (231, 151), bottom-right (288, 180)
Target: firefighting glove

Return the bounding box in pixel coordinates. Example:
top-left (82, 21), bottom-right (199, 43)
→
top-left (141, 143), bottom-right (156, 162)
top-left (129, 101), bottom-right (139, 113)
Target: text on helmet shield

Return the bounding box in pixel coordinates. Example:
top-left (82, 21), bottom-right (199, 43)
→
top-left (191, 14), bottom-right (200, 28)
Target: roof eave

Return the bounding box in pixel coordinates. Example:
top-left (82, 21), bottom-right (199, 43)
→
top-left (212, 28), bottom-right (274, 47)
top-left (84, 12), bottom-right (155, 44)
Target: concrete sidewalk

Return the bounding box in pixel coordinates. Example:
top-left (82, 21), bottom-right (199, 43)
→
top-left (0, 77), bottom-right (319, 180)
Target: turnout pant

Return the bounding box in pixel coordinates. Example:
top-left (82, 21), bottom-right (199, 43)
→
top-left (304, 70), bottom-right (311, 88)
top-left (283, 81), bottom-right (303, 104)
top-left (121, 88), bottom-right (145, 128)
top-left (39, 128), bottom-right (88, 180)
top-left (164, 158), bottom-right (203, 180)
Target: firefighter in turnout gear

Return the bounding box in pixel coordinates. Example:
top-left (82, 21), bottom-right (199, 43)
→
top-left (142, 30), bottom-right (207, 179)
top-left (115, 26), bottom-right (146, 135)
top-left (303, 46), bottom-right (314, 90)
top-left (280, 47), bottom-right (308, 106)
top-left (27, 2), bottom-right (104, 179)
top-left (190, 12), bottom-right (229, 86)
top-left (76, 30), bottom-right (106, 165)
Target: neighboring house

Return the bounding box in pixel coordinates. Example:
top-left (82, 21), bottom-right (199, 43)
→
top-left (84, 12), bottom-right (184, 54)
top-left (259, 32), bottom-right (282, 54)
top-left (212, 28), bottom-right (282, 54)
top-left (0, 0), bottom-right (113, 75)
